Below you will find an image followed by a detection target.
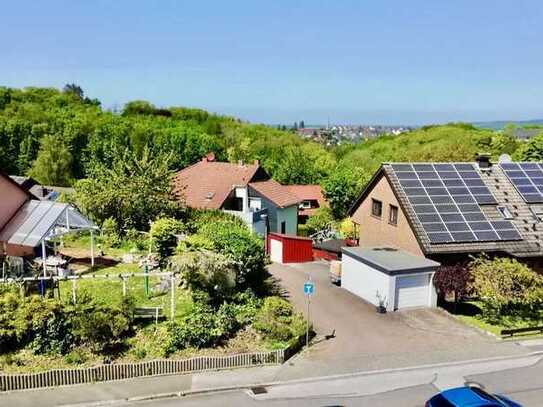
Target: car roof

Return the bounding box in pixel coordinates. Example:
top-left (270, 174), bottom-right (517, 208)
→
top-left (440, 387), bottom-right (503, 406)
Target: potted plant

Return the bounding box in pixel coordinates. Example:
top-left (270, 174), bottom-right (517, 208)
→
top-left (376, 291), bottom-right (387, 314)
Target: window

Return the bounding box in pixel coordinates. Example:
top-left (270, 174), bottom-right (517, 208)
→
top-left (300, 200), bottom-right (312, 209)
top-left (497, 206), bottom-right (513, 220)
top-left (371, 199), bottom-right (383, 217)
top-left (281, 221), bottom-right (286, 234)
top-left (389, 205), bottom-right (398, 225)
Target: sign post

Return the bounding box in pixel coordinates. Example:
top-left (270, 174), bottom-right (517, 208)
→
top-left (303, 279), bottom-right (315, 347)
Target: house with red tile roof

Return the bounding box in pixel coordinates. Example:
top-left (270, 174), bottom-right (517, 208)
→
top-left (285, 184), bottom-right (328, 223)
top-left (173, 154), bottom-right (300, 235)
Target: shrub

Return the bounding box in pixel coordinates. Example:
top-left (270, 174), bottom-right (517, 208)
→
top-left (0, 291), bottom-right (22, 352)
top-left (101, 217), bottom-right (121, 247)
top-left (169, 250), bottom-right (237, 303)
top-left (470, 256), bottom-right (543, 318)
top-left (64, 349), bottom-right (87, 365)
top-left (253, 297), bottom-right (305, 342)
top-left (433, 263), bottom-right (472, 308)
top-left (17, 297), bottom-right (74, 355)
top-left (165, 301), bottom-right (218, 352)
top-left (150, 217), bottom-right (184, 261)
top-left (70, 296), bottom-right (135, 353)
top-left (197, 220), bottom-right (266, 289)
top-left (176, 234), bottom-right (215, 252)
top-left (305, 207), bottom-right (334, 236)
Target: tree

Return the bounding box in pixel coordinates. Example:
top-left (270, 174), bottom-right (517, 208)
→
top-left (74, 148), bottom-right (183, 231)
top-left (433, 263), bottom-right (472, 309)
top-left (322, 166), bottom-right (368, 219)
top-left (29, 134), bottom-right (74, 186)
top-left (470, 256), bottom-right (543, 318)
top-left (513, 133), bottom-right (543, 161)
top-left (63, 83), bottom-right (84, 100)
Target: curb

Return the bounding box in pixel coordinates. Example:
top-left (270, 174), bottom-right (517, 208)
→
top-left (60, 350), bottom-right (543, 406)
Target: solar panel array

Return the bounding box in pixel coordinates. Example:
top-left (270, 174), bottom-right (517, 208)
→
top-left (391, 163), bottom-right (522, 244)
top-left (500, 162), bottom-right (543, 203)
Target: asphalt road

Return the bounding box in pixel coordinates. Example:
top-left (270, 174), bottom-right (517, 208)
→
top-left (125, 357), bottom-right (543, 407)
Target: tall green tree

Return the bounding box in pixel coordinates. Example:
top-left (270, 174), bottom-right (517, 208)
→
top-left (29, 134), bottom-right (74, 186)
top-left (74, 148), bottom-right (183, 231)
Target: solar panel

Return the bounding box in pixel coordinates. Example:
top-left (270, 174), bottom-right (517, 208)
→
top-left (500, 162), bottom-right (543, 203)
top-left (391, 163), bottom-right (521, 244)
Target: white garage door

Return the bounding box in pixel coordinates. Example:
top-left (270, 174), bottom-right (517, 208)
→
top-left (395, 274), bottom-right (430, 310)
top-left (270, 238), bottom-right (283, 263)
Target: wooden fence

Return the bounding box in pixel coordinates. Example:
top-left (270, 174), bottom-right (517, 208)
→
top-left (0, 349), bottom-right (286, 392)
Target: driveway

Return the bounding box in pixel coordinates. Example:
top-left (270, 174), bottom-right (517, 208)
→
top-left (268, 261), bottom-right (528, 379)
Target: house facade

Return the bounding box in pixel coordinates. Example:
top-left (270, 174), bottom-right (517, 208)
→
top-left (285, 184), bottom-right (328, 224)
top-left (173, 154), bottom-right (300, 236)
top-left (348, 157), bottom-right (543, 265)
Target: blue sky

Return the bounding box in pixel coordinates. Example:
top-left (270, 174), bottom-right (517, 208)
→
top-left (1, 1), bottom-right (542, 125)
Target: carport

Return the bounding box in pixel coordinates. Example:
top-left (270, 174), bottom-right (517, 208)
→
top-left (341, 246), bottom-right (440, 311)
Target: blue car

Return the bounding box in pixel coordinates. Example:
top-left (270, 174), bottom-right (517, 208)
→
top-left (426, 386), bottom-right (522, 407)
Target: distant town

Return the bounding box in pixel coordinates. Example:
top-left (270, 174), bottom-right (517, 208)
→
top-left (275, 121), bottom-right (414, 146)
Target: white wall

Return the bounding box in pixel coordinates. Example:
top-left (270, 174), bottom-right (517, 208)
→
top-left (341, 254), bottom-right (391, 309)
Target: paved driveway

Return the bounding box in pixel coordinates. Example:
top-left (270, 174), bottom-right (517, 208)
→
top-left (268, 261), bottom-right (528, 379)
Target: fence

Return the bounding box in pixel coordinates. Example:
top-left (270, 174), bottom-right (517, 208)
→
top-left (0, 349), bottom-right (286, 392)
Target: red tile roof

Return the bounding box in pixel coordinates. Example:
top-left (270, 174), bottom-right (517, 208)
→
top-left (285, 184), bottom-right (328, 215)
top-left (173, 159), bottom-right (261, 209)
top-left (249, 179), bottom-right (300, 208)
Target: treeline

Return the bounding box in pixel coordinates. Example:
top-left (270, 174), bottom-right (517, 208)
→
top-left (1, 85), bottom-right (542, 220)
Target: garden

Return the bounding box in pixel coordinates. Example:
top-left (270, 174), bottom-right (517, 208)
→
top-left (434, 256), bottom-right (543, 338)
top-left (0, 212), bottom-right (306, 374)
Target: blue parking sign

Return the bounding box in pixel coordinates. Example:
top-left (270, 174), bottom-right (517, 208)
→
top-left (304, 281), bottom-right (315, 296)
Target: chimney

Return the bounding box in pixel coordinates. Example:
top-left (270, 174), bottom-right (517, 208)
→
top-left (475, 153), bottom-right (491, 169)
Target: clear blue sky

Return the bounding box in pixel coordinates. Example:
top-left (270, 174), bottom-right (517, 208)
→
top-left (1, 1), bottom-right (542, 125)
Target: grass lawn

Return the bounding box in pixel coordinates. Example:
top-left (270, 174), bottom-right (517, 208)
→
top-left (58, 263), bottom-right (193, 321)
top-left (444, 301), bottom-right (543, 339)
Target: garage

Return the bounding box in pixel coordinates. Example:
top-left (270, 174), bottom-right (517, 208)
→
top-left (341, 246), bottom-right (439, 311)
top-left (267, 233), bottom-right (313, 264)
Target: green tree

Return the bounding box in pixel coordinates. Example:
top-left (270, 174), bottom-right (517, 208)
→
top-left (74, 148), bottom-right (183, 231)
top-left (29, 134), bottom-right (74, 186)
top-left (322, 166), bottom-right (368, 219)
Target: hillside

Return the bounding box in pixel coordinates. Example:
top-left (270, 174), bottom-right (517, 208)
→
top-left (1, 86), bottom-right (536, 219)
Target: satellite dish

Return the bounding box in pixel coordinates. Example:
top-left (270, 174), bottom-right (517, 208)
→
top-left (499, 154), bottom-right (512, 163)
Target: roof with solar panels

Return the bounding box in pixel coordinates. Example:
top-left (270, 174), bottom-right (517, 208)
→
top-left (349, 155), bottom-right (543, 257)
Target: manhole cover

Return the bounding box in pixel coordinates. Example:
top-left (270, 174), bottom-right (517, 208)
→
top-left (251, 386), bottom-right (268, 395)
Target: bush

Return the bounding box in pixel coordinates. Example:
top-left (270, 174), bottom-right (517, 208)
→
top-left (176, 234), bottom-right (215, 252)
top-left (0, 290), bottom-right (23, 352)
top-left (253, 297), bottom-right (305, 343)
top-left (433, 263), bottom-right (472, 307)
top-left (70, 295), bottom-right (135, 353)
top-left (64, 349), bottom-right (87, 365)
top-left (150, 217), bottom-right (184, 261)
top-left (197, 220), bottom-right (266, 289)
top-left (165, 301), bottom-right (218, 352)
top-left (470, 256), bottom-right (543, 318)
top-left (305, 207), bottom-right (334, 236)
top-left (169, 250), bottom-right (237, 303)
top-left (16, 297), bottom-right (74, 355)
top-left (101, 217), bottom-right (121, 247)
